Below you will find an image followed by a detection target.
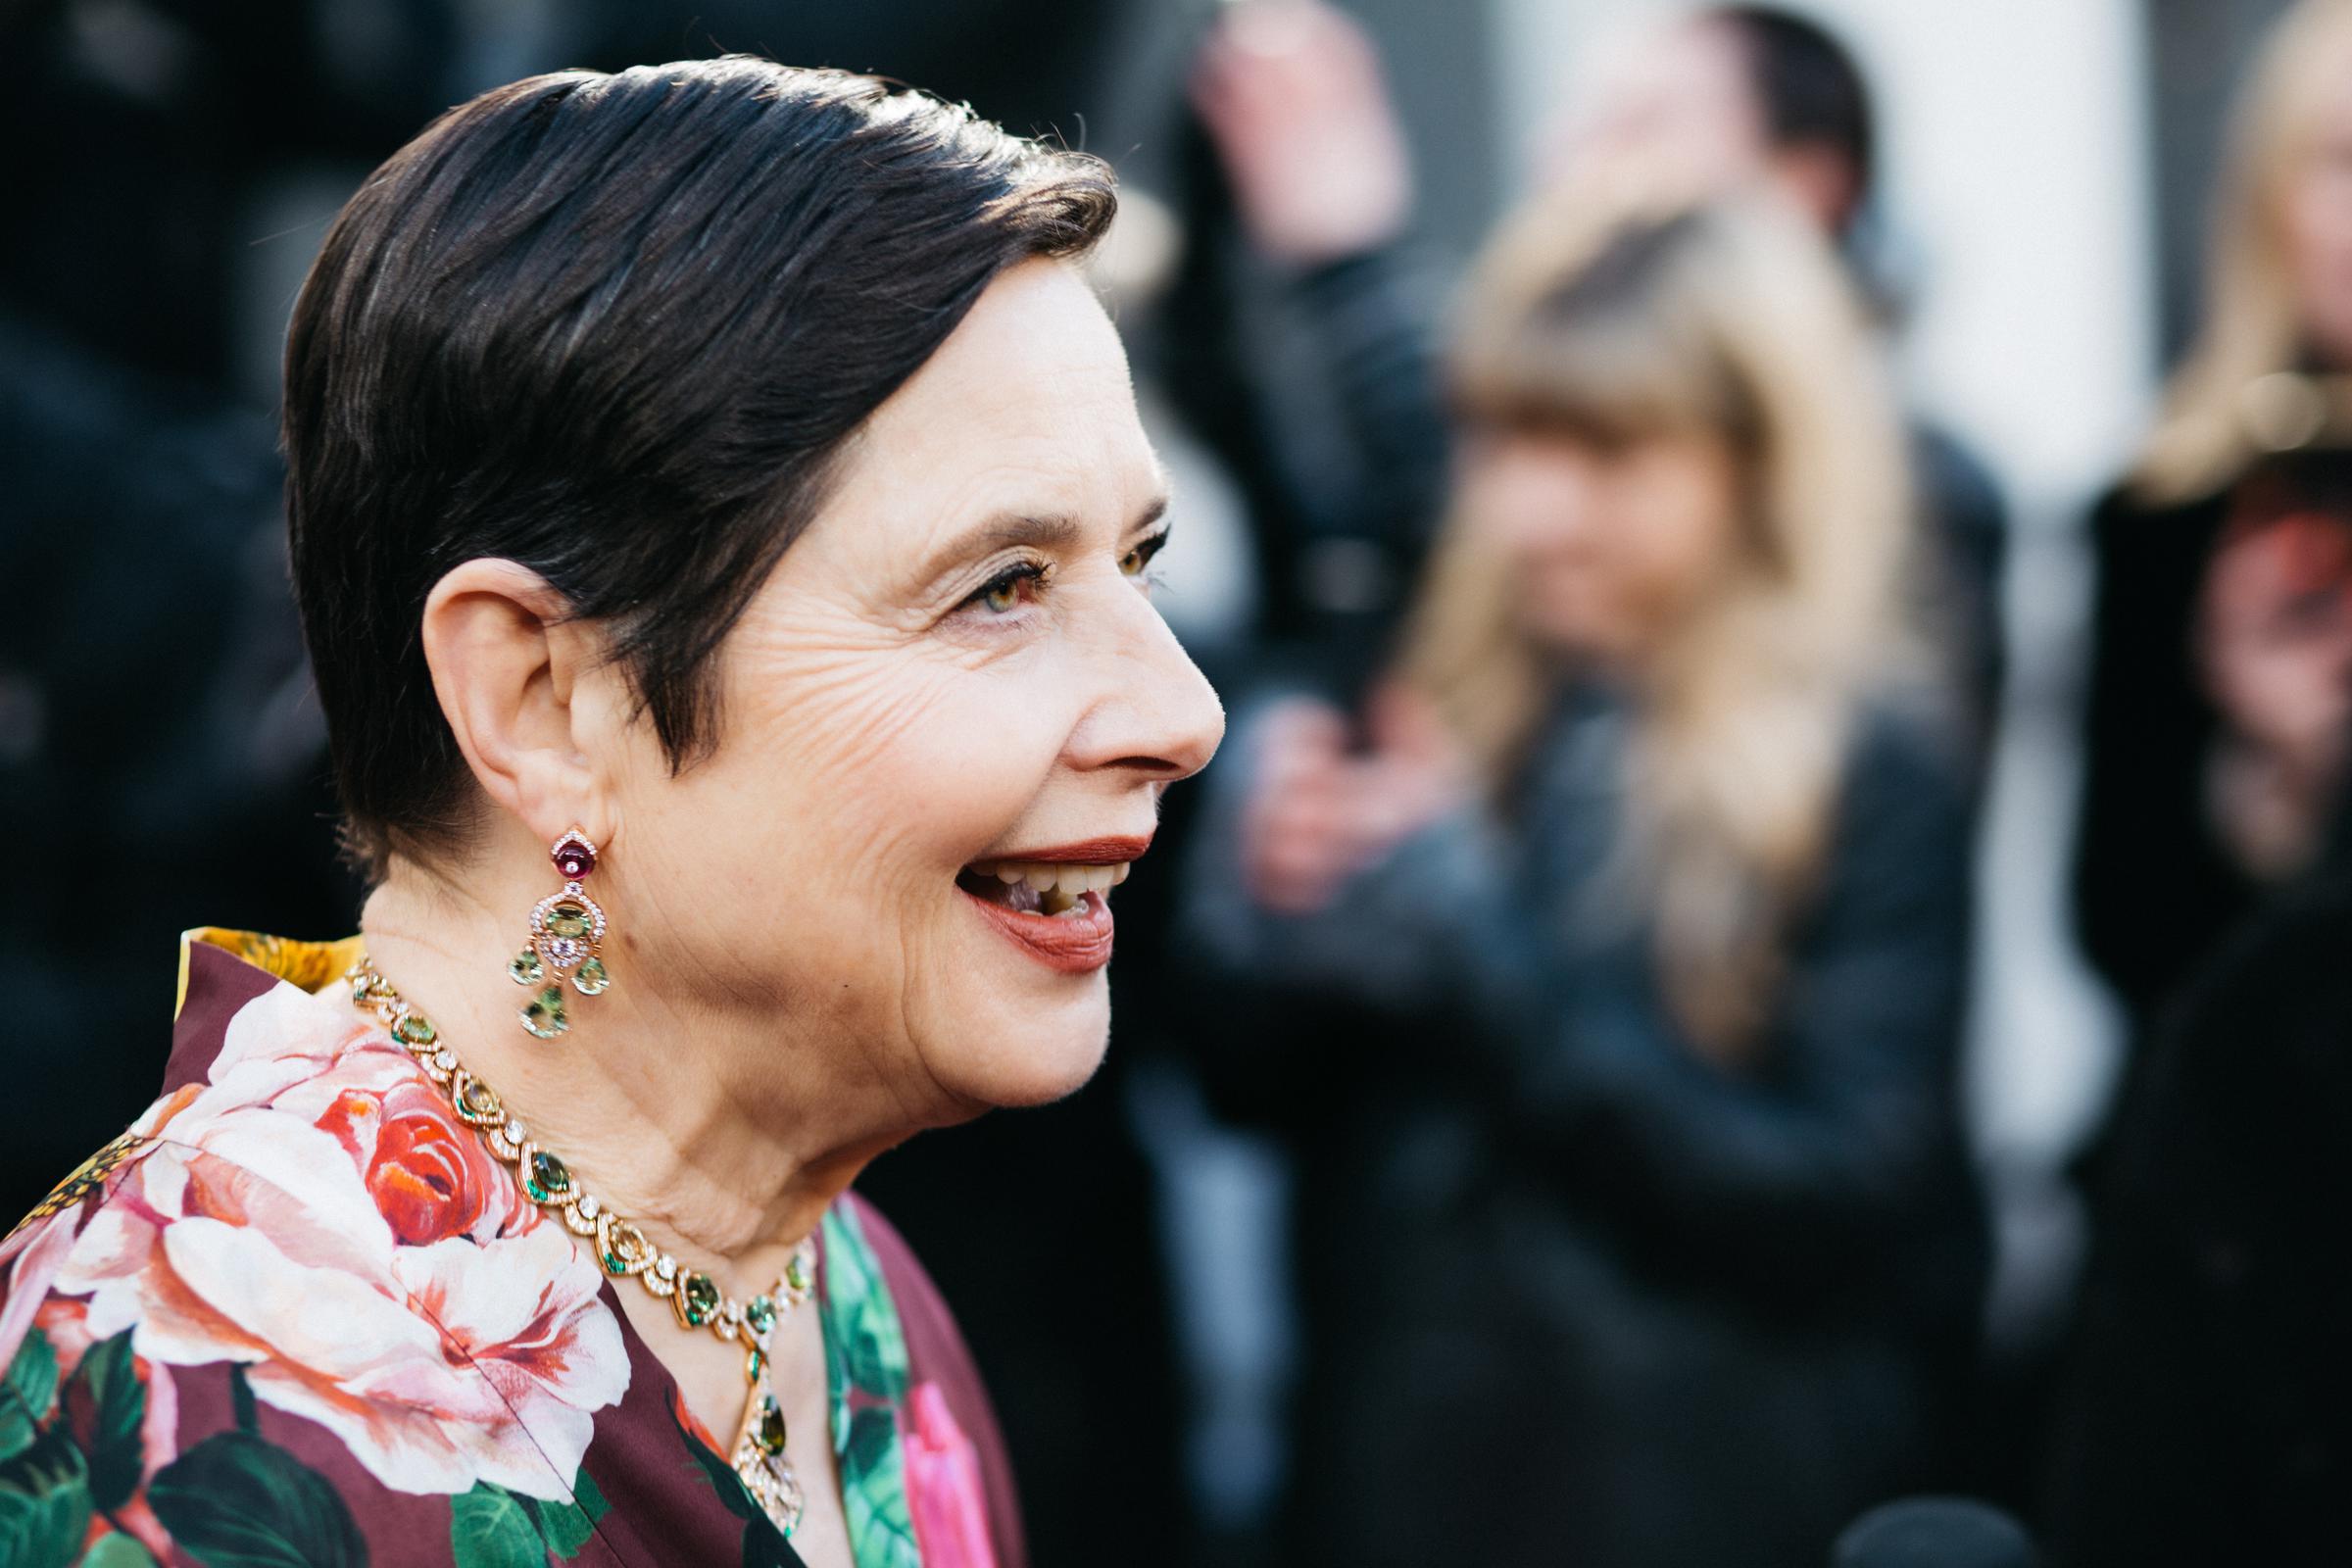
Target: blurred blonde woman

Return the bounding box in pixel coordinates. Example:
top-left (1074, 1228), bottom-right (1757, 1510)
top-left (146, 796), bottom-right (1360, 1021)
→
top-left (2051, 3), bottom-right (2352, 1560)
top-left (2074, 0), bottom-right (2352, 1033)
top-left (1179, 193), bottom-right (1984, 1568)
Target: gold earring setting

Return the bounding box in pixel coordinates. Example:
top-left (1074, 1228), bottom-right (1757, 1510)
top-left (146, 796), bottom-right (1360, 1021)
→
top-left (510, 828), bottom-right (612, 1039)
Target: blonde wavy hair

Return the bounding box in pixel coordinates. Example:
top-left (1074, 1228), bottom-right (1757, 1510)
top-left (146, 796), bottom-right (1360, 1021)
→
top-left (2135, 0), bottom-right (2352, 504)
top-left (1401, 194), bottom-right (1913, 1054)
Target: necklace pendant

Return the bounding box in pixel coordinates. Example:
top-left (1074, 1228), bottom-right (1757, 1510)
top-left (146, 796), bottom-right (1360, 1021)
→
top-left (731, 1392), bottom-right (805, 1538)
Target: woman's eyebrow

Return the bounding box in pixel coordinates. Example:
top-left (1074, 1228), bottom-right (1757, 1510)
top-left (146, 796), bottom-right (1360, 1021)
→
top-left (915, 496), bottom-right (1171, 590)
top-left (914, 513), bottom-right (1086, 590)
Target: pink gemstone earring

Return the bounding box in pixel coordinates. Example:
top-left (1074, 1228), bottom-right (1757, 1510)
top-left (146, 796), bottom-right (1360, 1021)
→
top-left (509, 828), bottom-right (612, 1040)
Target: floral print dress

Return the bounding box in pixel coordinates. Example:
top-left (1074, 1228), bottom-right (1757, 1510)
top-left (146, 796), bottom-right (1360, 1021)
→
top-left (0, 929), bottom-right (1024, 1568)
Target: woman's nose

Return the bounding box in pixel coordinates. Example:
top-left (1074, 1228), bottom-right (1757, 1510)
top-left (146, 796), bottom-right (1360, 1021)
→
top-left (1071, 589), bottom-right (1226, 782)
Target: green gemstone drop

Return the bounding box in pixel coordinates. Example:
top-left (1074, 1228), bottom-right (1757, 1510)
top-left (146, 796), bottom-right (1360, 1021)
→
top-left (521, 985), bottom-right (568, 1040)
top-left (571, 956), bottom-right (610, 997)
top-left (509, 949), bottom-right (544, 986)
top-left (757, 1396), bottom-right (788, 1455)
top-left (525, 1151), bottom-right (572, 1203)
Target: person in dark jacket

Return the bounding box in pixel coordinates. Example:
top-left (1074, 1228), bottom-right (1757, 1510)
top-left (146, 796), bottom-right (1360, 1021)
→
top-left (2046, 828), bottom-right (2352, 1565)
top-left (1179, 193), bottom-right (1985, 1568)
top-left (2071, 0), bottom-right (2352, 1036)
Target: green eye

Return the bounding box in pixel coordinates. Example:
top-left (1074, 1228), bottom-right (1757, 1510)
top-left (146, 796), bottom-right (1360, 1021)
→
top-left (967, 562), bottom-right (1045, 615)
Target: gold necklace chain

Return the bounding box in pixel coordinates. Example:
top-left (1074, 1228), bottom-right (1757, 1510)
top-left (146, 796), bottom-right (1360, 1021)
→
top-left (346, 957), bottom-right (815, 1538)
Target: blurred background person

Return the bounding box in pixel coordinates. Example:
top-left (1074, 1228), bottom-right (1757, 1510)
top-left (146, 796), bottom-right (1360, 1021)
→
top-left (1160, 0), bottom-right (1452, 701)
top-left (2071, 0), bottom-right (2352, 1046)
top-left (1558, 5), bottom-right (2010, 757)
top-left (2047, 783), bottom-right (2352, 1563)
top-left (2045, 655), bottom-right (2352, 1564)
top-left (2048, 3), bottom-right (2352, 1557)
top-left (1177, 191), bottom-right (1986, 1568)
top-left (1182, 2), bottom-right (2008, 759)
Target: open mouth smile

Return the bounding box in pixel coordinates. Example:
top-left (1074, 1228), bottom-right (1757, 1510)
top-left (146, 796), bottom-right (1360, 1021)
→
top-left (955, 837), bottom-right (1150, 973)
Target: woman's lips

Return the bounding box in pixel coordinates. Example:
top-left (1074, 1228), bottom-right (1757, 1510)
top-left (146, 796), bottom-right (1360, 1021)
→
top-left (958, 886), bottom-right (1116, 973)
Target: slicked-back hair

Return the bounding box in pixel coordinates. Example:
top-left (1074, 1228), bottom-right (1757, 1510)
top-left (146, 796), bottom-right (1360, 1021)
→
top-left (283, 58), bottom-right (1117, 880)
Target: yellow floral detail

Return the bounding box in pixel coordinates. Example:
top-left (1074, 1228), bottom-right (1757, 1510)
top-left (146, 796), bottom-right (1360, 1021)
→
top-left (177, 927), bottom-right (369, 1015)
top-left (5, 1129), bottom-right (150, 1244)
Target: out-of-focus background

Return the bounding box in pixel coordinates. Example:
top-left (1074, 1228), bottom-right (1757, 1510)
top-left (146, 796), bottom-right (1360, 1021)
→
top-left (7, 0), bottom-right (2347, 1564)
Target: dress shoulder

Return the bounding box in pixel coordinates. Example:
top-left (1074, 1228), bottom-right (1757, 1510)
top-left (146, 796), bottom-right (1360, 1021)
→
top-left (0, 973), bottom-right (634, 1567)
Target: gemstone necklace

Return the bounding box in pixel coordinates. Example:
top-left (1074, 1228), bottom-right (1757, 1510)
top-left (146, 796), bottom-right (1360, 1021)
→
top-left (346, 957), bottom-right (816, 1538)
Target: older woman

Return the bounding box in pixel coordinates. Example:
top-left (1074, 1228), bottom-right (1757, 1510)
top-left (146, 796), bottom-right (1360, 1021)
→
top-left (0, 57), bottom-right (1221, 1568)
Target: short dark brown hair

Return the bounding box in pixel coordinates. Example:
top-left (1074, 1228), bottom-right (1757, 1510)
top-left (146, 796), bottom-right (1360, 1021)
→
top-left (284, 58), bottom-right (1116, 879)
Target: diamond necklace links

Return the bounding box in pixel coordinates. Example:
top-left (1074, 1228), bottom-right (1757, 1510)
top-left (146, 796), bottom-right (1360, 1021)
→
top-left (346, 956), bottom-right (816, 1537)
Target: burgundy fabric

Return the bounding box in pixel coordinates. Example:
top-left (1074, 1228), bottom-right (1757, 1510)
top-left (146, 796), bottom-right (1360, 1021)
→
top-left (578, 1282), bottom-right (770, 1568)
top-left (162, 940), bottom-right (281, 1093)
top-left (849, 1195), bottom-right (1029, 1568)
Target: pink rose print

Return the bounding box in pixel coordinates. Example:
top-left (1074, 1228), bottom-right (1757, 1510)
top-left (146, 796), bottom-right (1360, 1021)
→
top-left (904, 1380), bottom-right (999, 1568)
top-left (40, 981), bottom-right (627, 1501)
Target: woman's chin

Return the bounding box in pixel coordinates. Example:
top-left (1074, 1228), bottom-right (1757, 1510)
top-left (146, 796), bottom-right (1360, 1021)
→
top-left (939, 988), bottom-right (1113, 1109)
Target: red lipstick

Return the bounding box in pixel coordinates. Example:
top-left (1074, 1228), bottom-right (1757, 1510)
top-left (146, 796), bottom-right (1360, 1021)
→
top-left (978, 834), bottom-right (1154, 863)
top-left (959, 890), bottom-right (1117, 973)
top-left (957, 834), bottom-right (1152, 973)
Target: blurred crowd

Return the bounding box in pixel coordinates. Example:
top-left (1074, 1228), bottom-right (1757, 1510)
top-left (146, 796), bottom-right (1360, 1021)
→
top-left (6, 1), bottom-right (2351, 1565)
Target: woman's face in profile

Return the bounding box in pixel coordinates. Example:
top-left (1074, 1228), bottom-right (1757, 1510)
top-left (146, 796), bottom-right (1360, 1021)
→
top-left (1463, 426), bottom-right (1742, 662)
top-left (611, 259), bottom-right (1223, 1116)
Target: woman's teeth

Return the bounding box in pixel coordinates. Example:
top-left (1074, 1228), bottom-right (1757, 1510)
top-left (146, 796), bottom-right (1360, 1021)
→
top-left (988, 860), bottom-right (1129, 894)
top-left (964, 859), bottom-right (1131, 916)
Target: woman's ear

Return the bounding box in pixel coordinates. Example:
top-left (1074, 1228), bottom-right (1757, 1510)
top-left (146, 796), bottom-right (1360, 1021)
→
top-left (419, 559), bottom-right (612, 845)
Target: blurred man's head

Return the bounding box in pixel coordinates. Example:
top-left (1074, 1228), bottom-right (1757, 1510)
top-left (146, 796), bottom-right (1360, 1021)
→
top-left (1562, 6), bottom-right (1875, 243)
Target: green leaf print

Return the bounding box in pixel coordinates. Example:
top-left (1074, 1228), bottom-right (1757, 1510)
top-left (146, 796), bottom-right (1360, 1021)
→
top-left (824, 1302), bottom-right (852, 1454)
top-left (0, 1424), bottom-right (92, 1568)
top-left (78, 1533), bottom-right (160, 1566)
top-left (147, 1430), bottom-right (368, 1568)
top-left (523, 1465), bottom-right (608, 1557)
top-left (68, 1332), bottom-right (146, 1513)
top-left (450, 1485), bottom-right (545, 1568)
top-left (0, 1481), bottom-right (90, 1568)
top-left (669, 1397), bottom-right (796, 1568)
top-left (819, 1208), bottom-right (909, 1403)
top-left (229, 1364), bottom-right (259, 1437)
top-left (449, 1472), bottom-right (610, 1566)
top-left (1, 1329), bottom-right (60, 1464)
top-left (840, 1408), bottom-right (921, 1568)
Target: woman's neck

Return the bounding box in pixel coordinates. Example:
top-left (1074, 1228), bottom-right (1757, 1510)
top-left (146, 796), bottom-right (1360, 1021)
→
top-left (356, 857), bottom-right (908, 1298)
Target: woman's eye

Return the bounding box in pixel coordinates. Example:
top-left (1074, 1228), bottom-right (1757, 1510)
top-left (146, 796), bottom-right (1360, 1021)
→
top-left (965, 563), bottom-right (1045, 616)
top-left (1121, 533), bottom-right (1170, 579)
